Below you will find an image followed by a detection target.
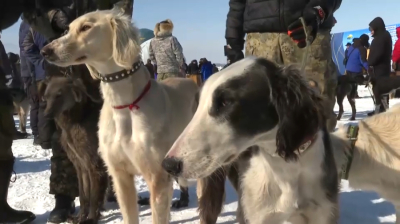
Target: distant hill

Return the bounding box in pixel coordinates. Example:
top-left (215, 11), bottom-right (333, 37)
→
top-left (139, 29), bottom-right (154, 44)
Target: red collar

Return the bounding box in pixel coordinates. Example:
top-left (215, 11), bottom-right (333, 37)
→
top-left (112, 80), bottom-right (151, 110)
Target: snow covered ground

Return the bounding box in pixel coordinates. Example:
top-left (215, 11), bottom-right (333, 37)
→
top-left (8, 87), bottom-right (400, 223)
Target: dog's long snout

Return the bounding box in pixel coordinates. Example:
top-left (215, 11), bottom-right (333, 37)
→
top-left (40, 46), bottom-right (55, 59)
top-left (162, 157), bottom-right (183, 176)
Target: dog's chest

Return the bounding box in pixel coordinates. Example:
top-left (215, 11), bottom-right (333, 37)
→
top-left (240, 154), bottom-right (299, 223)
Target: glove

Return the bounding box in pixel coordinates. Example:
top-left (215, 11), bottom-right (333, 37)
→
top-left (287, 6), bottom-right (326, 48)
top-left (225, 45), bottom-right (244, 64)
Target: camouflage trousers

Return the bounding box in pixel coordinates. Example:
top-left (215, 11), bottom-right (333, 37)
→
top-left (157, 72), bottom-right (179, 81)
top-left (245, 30), bottom-right (338, 131)
top-left (0, 88), bottom-right (15, 160)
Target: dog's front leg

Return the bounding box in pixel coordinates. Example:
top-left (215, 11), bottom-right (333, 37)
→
top-left (145, 173), bottom-right (173, 224)
top-left (87, 167), bottom-right (108, 223)
top-left (109, 168), bottom-right (139, 224)
top-left (197, 167), bottom-right (227, 224)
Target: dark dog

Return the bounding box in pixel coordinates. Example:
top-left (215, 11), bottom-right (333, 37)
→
top-left (336, 74), bottom-right (364, 121)
top-left (369, 74), bottom-right (400, 114)
top-left (43, 67), bottom-right (107, 224)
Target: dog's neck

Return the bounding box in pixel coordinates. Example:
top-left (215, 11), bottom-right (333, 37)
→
top-left (87, 58), bottom-right (151, 108)
top-left (256, 129), bottom-right (322, 161)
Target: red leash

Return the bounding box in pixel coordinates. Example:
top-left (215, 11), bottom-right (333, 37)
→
top-left (112, 80), bottom-right (151, 110)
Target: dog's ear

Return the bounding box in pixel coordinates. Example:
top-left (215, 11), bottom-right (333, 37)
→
top-left (109, 10), bottom-right (141, 70)
top-left (273, 65), bottom-right (323, 161)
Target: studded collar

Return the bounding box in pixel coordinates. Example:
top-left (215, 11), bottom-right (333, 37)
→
top-left (99, 61), bottom-right (143, 82)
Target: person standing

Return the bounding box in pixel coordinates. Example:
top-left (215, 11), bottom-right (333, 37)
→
top-left (145, 58), bottom-right (155, 79)
top-left (367, 17), bottom-right (393, 115)
top-left (343, 42), bottom-right (351, 66)
top-left (0, 25), bottom-right (36, 224)
top-left (20, 21), bottom-right (42, 145)
top-left (187, 59), bottom-right (202, 86)
top-left (393, 26), bottom-right (400, 76)
top-left (225, 0), bottom-right (342, 132)
top-left (149, 19), bottom-right (184, 81)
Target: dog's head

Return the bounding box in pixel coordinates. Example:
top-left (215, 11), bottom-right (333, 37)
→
top-left (41, 8), bottom-right (140, 78)
top-left (162, 57), bottom-right (324, 179)
top-left (43, 76), bottom-right (97, 118)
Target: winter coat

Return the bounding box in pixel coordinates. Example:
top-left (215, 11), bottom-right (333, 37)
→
top-left (23, 28), bottom-right (48, 81)
top-left (393, 27), bottom-right (400, 65)
top-left (225, 0), bottom-right (342, 50)
top-left (19, 21), bottom-right (35, 79)
top-left (368, 17), bottom-right (393, 77)
top-left (145, 62), bottom-right (155, 79)
top-left (149, 19), bottom-right (184, 74)
top-left (0, 40), bottom-right (12, 77)
top-left (201, 61), bottom-right (213, 81)
top-left (212, 65), bottom-right (219, 74)
top-left (345, 39), bottom-right (368, 73)
top-left (187, 61), bottom-right (200, 75)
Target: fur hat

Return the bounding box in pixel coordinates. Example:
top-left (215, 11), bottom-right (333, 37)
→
top-left (154, 19), bottom-right (173, 37)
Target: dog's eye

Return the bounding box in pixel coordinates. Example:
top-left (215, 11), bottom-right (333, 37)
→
top-left (80, 25), bottom-right (91, 32)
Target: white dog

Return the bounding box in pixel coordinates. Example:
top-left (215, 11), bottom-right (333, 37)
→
top-left (41, 9), bottom-right (198, 224)
top-left (331, 103), bottom-right (400, 224)
top-left (162, 57), bottom-right (339, 224)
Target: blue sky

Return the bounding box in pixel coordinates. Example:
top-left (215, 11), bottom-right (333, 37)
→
top-left (1, 0), bottom-right (399, 63)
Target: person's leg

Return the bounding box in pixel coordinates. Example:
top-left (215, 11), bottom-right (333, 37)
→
top-left (29, 82), bottom-right (40, 145)
top-left (48, 129), bottom-right (79, 223)
top-left (38, 99), bottom-right (52, 149)
top-left (245, 32), bottom-right (283, 64)
top-left (280, 30), bottom-right (337, 132)
top-left (0, 88), bottom-right (35, 223)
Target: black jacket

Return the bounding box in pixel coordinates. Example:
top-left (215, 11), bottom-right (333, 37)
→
top-left (187, 61), bottom-right (200, 75)
top-left (368, 17), bottom-right (393, 77)
top-left (225, 0), bottom-right (342, 50)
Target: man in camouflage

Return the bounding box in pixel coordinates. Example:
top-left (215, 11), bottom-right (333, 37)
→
top-left (149, 19), bottom-right (185, 81)
top-left (225, 0), bottom-right (342, 132)
top-left (0, 0), bottom-right (133, 223)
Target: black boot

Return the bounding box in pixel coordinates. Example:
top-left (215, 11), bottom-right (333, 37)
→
top-left (0, 158), bottom-right (36, 224)
top-left (13, 131), bottom-right (28, 140)
top-left (33, 135), bottom-right (41, 146)
top-left (48, 194), bottom-right (75, 223)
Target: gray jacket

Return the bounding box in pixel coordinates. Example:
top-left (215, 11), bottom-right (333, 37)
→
top-left (149, 35), bottom-right (184, 74)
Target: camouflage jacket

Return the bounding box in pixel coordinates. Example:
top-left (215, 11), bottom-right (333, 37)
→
top-left (149, 35), bottom-right (184, 74)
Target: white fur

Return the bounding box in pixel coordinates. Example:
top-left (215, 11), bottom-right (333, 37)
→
top-left (166, 57), bottom-right (337, 224)
top-left (332, 103), bottom-right (400, 224)
top-left (43, 9), bottom-right (197, 224)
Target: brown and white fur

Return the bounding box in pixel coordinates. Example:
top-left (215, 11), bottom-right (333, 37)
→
top-left (331, 103), bottom-right (400, 224)
top-left (41, 9), bottom-right (197, 224)
top-left (163, 57), bottom-right (339, 224)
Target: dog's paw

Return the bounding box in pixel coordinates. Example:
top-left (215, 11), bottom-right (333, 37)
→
top-left (137, 196), bottom-right (150, 205)
top-left (171, 199), bottom-right (189, 209)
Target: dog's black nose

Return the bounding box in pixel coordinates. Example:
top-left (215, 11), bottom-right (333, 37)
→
top-left (162, 157), bottom-right (183, 176)
top-left (40, 47), bottom-right (54, 58)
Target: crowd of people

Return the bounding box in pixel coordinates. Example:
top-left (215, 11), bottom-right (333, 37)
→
top-left (0, 0), bottom-right (399, 223)
top-left (142, 19), bottom-right (220, 87)
top-left (343, 17), bottom-right (399, 115)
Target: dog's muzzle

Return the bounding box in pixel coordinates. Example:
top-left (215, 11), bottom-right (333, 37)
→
top-left (162, 157), bottom-right (183, 176)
